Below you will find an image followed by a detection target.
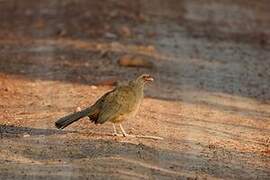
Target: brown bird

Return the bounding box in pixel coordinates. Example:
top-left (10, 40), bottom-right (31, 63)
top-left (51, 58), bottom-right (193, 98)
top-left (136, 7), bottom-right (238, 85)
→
top-left (55, 74), bottom-right (154, 137)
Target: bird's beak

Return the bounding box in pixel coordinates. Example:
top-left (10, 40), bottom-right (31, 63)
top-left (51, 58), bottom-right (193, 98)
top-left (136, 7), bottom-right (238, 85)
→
top-left (145, 76), bottom-right (154, 82)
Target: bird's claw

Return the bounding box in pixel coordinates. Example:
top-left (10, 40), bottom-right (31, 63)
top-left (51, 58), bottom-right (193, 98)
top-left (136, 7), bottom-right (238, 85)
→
top-left (112, 133), bottom-right (134, 138)
top-left (112, 133), bottom-right (123, 137)
top-left (122, 133), bottom-right (136, 138)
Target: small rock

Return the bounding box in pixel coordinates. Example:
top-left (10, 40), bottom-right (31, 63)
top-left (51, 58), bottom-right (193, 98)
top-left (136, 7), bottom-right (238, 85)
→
top-left (23, 134), bottom-right (30, 138)
top-left (76, 107), bottom-right (82, 112)
top-left (90, 85), bottom-right (97, 90)
top-left (118, 55), bottom-right (154, 68)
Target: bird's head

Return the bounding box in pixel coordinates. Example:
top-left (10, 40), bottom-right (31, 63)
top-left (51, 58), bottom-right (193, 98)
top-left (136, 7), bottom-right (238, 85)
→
top-left (128, 74), bottom-right (154, 90)
top-left (135, 74), bottom-right (154, 84)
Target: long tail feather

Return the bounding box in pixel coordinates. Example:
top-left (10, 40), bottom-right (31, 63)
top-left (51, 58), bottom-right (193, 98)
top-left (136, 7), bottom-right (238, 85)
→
top-left (55, 107), bottom-right (92, 129)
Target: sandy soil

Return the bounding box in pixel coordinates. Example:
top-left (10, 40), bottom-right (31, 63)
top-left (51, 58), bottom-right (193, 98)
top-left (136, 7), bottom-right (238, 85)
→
top-left (0, 0), bottom-right (269, 179)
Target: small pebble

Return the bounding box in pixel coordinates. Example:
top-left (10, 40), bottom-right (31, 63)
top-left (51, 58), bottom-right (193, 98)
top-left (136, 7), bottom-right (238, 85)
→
top-left (76, 107), bottom-right (82, 112)
top-left (23, 134), bottom-right (30, 138)
top-left (90, 85), bottom-right (98, 90)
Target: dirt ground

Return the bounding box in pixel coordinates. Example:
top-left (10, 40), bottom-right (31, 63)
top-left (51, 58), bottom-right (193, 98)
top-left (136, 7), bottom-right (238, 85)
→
top-left (0, 0), bottom-right (270, 179)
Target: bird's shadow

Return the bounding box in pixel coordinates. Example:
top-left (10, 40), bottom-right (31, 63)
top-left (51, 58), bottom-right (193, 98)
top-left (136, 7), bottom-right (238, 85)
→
top-left (0, 124), bottom-right (121, 138)
top-left (0, 124), bottom-right (75, 138)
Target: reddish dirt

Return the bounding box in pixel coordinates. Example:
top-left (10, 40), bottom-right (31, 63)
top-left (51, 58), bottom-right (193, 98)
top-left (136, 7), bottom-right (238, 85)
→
top-left (0, 1), bottom-right (269, 179)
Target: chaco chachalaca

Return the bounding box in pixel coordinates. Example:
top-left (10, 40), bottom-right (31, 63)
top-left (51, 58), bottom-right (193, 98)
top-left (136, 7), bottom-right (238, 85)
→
top-left (55, 74), bottom-right (155, 137)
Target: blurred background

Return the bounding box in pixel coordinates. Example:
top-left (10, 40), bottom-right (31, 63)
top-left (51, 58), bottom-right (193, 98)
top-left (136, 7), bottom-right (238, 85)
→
top-left (0, 0), bottom-right (269, 179)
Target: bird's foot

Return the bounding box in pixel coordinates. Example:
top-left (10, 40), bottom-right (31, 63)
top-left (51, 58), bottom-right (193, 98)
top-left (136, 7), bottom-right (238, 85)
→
top-left (112, 133), bottom-right (123, 137)
top-left (112, 132), bottom-right (135, 138)
top-left (122, 132), bottom-right (127, 137)
top-left (119, 124), bottom-right (131, 137)
top-left (121, 133), bottom-right (136, 138)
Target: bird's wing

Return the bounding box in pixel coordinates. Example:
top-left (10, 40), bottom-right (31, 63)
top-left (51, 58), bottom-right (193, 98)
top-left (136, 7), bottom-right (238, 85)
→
top-left (96, 86), bottom-right (137, 124)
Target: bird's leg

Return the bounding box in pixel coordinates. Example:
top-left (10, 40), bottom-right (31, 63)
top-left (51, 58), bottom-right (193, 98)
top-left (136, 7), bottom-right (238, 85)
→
top-left (112, 123), bottom-right (117, 136)
top-left (112, 123), bottom-right (122, 136)
top-left (119, 124), bottom-right (136, 137)
top-left (119, 124), bottom-right (128, 137)
top-left (119, 124), bottom-right (163, 140)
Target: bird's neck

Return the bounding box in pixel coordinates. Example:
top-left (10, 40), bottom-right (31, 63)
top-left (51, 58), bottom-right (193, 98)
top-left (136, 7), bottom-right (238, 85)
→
top-left (129, 80), bottom-right (145, 95)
